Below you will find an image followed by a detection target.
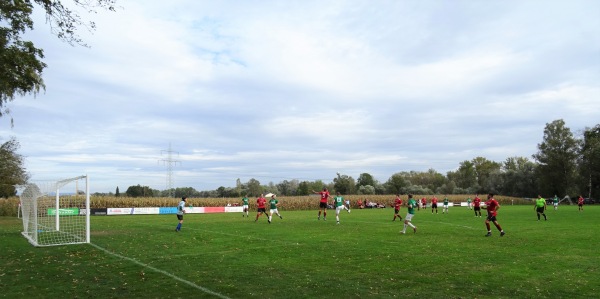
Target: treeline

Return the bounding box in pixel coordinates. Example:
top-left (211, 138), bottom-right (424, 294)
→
top-left (100, 120), bottom-right (599, 200)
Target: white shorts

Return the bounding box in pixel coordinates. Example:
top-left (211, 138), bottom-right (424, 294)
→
top-left (405, 213), bottom-right (414, 221)
top-left (270, 208), bottom-right (279, 214)
top-left (243, 205), bottom-right (249, 210)
top-left (553, 203), bottom-right (558, 206)
top-left (336, 206), bottom-right (345, 214)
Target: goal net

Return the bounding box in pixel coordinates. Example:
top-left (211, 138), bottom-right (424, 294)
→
top-left (17, 175), bottom-right (90, 247)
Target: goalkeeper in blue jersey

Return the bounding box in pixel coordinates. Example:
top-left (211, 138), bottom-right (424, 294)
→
top-left (175, 197), bottom-right (186, 232)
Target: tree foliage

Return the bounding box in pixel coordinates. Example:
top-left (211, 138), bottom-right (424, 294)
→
top-left (0, 0), bottom-right (117, 121)
top-left (0, 137), bottom-right (29, 198)
top-left (533, 119), bottom-right (580, 197)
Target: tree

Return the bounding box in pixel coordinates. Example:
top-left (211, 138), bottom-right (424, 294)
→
top-left (501, 157), bottom-right (537, 197)
top-left (0, 0), bottom-right (117, 122)
top-left (356, 173), bottom-right (376, 188)
top-left (385, 173), bottom-right (410, 194)
top-left (0, 137), bottom-right (29, 198)
top-left (125, 184), bottom-right (156, 197)
top-left (115, 186), bottom-right (120, 197)
top-left (533, 119), bottom-right (579, 197)
top-left (579, 124), bottom-right (600, 199)
top-left (245, 178), bottom-right (262, 197)
top-left (333, 173), bottom-right (356, 195)
top-left (447, 160), bottom-right (478, 190)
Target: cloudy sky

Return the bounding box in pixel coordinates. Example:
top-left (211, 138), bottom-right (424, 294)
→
top-left (1, 0), bottom-right (599, 193)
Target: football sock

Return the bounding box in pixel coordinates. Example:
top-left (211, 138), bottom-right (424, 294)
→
top-left (176, 223), bottom-right (181, 230)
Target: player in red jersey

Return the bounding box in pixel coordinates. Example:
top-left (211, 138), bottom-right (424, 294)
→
top-left (473, 194), bottom-right (482, 217)
top-left (431, 196), bottom-right (438, 214)
top-left (255, 194), bottom-right (269, 223)
top-left (484, 193), bottom-right (505, 237)
top-left (421, 197), bottom-right (427, 210)
top-left (312, 188), bottom-right (330, 220)
top-left (578, 195), bottom-right (584, 211)
top-left (393, 194), bottom-right (403, 221)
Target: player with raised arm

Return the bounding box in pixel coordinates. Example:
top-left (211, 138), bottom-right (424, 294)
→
top-left (312, 188), bottom-right (330, 221)
top-left (401, 194), bottom-right (417, 234)
top-left (241, 195), bottom-right (250, 217)
top-left (255, 194), bottom-right (269, 223)
top-left (175, 197), bottom-right (186, 232)
top-left (484, 193), bottom-right (505, 237)
top-left (393, 194), bottom-right (403, 221)
top-left (268, 194), bottom-right (283, 223)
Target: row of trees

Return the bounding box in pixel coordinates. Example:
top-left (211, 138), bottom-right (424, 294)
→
top-left (106, 120), bottom-right (599, 199)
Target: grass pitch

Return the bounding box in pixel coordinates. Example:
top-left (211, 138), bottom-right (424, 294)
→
top-left (1, 205), bottom-right (599, 298)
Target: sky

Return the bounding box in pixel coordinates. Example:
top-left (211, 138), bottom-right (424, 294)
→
top-left (1, 0), bottom-right (599, 193)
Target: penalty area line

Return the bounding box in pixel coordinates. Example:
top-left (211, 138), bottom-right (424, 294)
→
top-left (88, 242), bottom-right (231, 299)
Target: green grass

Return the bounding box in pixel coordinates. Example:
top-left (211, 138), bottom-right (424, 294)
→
top-left (1, 205), bottom-right (599, 298)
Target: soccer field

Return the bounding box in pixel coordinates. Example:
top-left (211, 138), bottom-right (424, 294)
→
top-left (1, 205), bottom-right (599, 298)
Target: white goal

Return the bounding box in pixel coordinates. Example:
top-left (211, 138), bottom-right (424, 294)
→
top-left (17, 175), bottom-right (90, 247)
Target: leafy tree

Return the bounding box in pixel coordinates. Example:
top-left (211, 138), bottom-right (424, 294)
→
top-left (385, 173), bottom-right (410, 194)
top-left (356, 173), bottom-right (376, 188)
top-left (501, 157), bottom-right (537, 197)
top-left (579, 124), bottom-right (600, 198)
top-left (0, 137), bottom-right (29, 198)
top-left (471, 157), bottom-right (501, 193)
top-left (333, 173), bottom-right (356, 194)
top-left (115, 186), bottom-right (120, 197)
top-left (447, 160), bottom-right (478, 190)
top-left (357, 185), bottom-right (375, 195)
top-left (125, 184), bottom-right (156, 198)
top-left (296, 181), bottom-right (310, 196)
top-left (0, 0), bottom-right (116, 122)
top-left (533, 119), bottom-right (579, 196)
top-left (246, 178), bottom-right (262, 197)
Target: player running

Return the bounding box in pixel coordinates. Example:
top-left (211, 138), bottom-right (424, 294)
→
top-left (255, 194), bottom-right (269, 223)
top-left (401, 194), bottom-right (417, 234)
top-left (333, 192), bottom-right (348, 224)
top-left (241, 195), bottom-right (250, 217)
top-left (484, 193), bottom-right (505, 237)
top-left (393, 194), bottom-right (403, 221)
top-left (312, 188), bottom-right (331, 221)
top-left (268, 194), bottom-right (283, 223)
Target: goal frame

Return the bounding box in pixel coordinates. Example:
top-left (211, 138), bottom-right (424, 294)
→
top-left (18, 175), bottom-right (90, 247)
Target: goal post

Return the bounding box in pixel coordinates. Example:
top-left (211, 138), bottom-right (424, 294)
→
top-left (17, 175), bottom-right (90, 247)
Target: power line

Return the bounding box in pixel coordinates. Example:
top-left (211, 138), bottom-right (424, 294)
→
top-left (158, 143), bottom-right (180, 197)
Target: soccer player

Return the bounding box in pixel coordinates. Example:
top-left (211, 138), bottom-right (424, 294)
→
top-left (333, 192), bottom-right (348, 224)
top-left (345, 198), bottom-right (351, 212)
top-left (393, 194), bottom-right (403, 221)
top-left (401, 194), bottom-right (417, 234)
top-left (431, 196), bottom-right (438, 214)
top-left (535, 195), bottom-right (547, 221)
top-left (175, 197), bottom-right (186, 232)
top-left (552, 195), bottom-right (559, 211)
top-left (578, 195), bottom-right (584, 211)
top-left (473, 194), bottom-right (482, 217)
top-left (442, 195), bottom-right (449, 214)
top-left (312, 188), bottom-right (330, 221)
top-left (241, 195), bottom-right (250, 217)
top-left (467, 197), bottom-right (472, 210)
top-left (268, 194), bottom-right (282, 223)
top-left (421, 197), bottom-right (427, 209)
top-left (255, 194), bottom-right (269, 223)
top-left (484, 193), bottom-right (505, 237)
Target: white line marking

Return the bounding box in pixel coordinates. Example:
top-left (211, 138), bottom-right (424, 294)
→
top-left (89, 242), bottom-right (231, 299)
